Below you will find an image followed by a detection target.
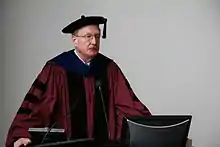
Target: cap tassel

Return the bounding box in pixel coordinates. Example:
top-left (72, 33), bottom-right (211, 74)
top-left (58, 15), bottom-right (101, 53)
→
top-left (102, 19), bottom-right (107, 39)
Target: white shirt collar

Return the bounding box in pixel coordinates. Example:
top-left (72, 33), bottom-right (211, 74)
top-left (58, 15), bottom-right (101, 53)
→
top-left (74, 50), bottom-right (90, 66)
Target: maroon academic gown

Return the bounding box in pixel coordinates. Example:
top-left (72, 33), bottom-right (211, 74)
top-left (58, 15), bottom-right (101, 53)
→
top-left (5, 50), bottom-right (151, 147)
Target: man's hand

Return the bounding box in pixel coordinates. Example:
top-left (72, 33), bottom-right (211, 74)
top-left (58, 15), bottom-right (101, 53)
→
top-left (14, 138), bottom-right (31, 147)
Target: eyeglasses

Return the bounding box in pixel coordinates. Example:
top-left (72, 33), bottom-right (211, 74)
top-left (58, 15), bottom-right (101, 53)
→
top-left (75, 34), bottom-right (101, 41)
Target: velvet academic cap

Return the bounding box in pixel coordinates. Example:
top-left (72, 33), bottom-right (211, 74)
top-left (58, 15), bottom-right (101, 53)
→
top-left (62, 15), bottom-right (107, 38)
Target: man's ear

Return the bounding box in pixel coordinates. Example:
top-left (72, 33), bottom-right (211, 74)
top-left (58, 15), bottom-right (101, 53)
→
top-left (71, 34), bottom-right (78, 46)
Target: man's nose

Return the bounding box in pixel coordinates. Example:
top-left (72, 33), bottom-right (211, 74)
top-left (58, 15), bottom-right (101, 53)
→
top-left (91, 36), bottom-right (97, 44)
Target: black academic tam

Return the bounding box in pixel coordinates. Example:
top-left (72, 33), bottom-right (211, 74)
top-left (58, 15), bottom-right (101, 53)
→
top-left (62, 15), bottom-right (107, 38)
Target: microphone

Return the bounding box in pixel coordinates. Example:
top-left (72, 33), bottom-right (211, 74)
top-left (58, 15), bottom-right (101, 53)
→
top-left (34, 80), bottom-right (110, 145)
top-left (95, 80), bottom-right (110, 139)
top-left (40, 122), bottom-right (59, 144)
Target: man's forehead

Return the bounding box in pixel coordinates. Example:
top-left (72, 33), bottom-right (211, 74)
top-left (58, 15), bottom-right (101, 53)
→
top-left (77, 25), bottom-right (101, 34)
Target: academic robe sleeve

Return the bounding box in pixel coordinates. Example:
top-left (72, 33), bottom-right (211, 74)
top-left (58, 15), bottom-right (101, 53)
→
top-left (110, 62), bottom-right (151, 139)
top-left (5, 63), bottom-right (58, 147)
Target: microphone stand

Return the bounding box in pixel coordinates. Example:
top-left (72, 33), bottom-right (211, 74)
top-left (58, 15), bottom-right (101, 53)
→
top-left (38, 95), bottom-right (81, 145)
top-left (95, 80), bottom-right (111, 140)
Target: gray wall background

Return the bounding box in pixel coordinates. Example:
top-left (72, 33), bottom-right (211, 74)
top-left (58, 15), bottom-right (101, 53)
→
top-left (3, 0), bottom-right (220, 147)
top-left (1, 0), bottom-right (5, 146)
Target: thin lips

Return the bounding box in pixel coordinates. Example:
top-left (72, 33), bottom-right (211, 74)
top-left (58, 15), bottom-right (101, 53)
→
top-left (89, 47), bottom-right (97, 50)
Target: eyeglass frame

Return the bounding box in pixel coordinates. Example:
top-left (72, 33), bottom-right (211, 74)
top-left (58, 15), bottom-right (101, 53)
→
top-left (74, 33), bottom-right (101, 42)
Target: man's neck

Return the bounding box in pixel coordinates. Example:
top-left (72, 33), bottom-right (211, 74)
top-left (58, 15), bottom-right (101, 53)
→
top-left (74, 50), bottom-right (91, 66)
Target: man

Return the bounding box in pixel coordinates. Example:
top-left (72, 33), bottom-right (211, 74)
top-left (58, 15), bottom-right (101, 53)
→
top-left (6, 15), bottom-right (151, 147)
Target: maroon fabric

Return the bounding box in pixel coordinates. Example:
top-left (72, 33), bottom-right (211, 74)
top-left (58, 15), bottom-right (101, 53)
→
top-left (5, 61), bottom-right (151, 147)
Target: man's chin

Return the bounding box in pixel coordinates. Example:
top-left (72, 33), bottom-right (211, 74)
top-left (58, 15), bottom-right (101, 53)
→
top-left (85, 52), bottom-right (97, 59)
top-left (88, 49), bottom-right (98, 55)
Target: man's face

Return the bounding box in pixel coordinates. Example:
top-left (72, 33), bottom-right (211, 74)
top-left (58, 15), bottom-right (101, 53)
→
top-left (72, 25), bottom-right (101, 60)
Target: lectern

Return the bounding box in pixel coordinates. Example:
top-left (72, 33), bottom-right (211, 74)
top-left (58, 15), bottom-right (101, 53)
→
top-left (30, 138), bottom-right (95, 147)
top-left (28, 115), bottom-right (192, 147)
top-left (28, 128), bottom-right (124, 147)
